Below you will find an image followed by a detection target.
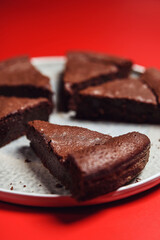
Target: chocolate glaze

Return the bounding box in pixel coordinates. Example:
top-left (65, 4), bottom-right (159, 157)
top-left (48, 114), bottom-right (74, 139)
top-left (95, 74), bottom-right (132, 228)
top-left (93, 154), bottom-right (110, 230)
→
top-left (27, 120), bottom-right (111, 159)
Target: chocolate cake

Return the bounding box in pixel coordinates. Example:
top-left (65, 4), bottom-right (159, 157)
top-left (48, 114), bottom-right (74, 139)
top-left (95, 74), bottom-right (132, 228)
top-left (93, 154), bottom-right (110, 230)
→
top-left (26, 121), bottom-right (150, 201)
top-left (26, 120), bottom-right (111, 190)
top-left (73, 78), bottom-right (160, 123)
top-left (0, 56), bottom-right (53, 101)
top-left (66, 132), bottom-right (150, 200)
top-left (0, 97), bottom-right (53, 147)
top-left (59, 51), bottom-right (133, 111)
top-left (141, 67), bottom-right (160, 103)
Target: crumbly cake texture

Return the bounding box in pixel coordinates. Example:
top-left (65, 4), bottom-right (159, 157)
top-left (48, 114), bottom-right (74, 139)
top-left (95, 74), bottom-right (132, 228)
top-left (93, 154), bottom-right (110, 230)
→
top-left (0, 97), bottom-right (53, 148)
top-left (26, 121), bottom-right (150, 201)
top-left (0, 56), bottom-right (53, 101)
top-left (60, 51), bottom-right (133, 111)
top-left (73, 77), bottom-right (160, 123)
top-left (141, 67), bottom-right (160, 103)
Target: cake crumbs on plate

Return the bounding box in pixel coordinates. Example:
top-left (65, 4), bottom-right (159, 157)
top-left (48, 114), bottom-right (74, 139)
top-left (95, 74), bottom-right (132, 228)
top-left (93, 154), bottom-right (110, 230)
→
top-left (25, 159), bottom-right (31, 163)
top-left (135, 177), bottom-right (141, 182)
top-left (10, 186), bottom-right (13, 190)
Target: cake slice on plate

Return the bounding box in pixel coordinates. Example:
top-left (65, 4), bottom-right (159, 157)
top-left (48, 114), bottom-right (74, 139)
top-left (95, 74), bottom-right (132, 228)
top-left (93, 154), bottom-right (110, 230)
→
top-left (72, 77), bottom-right (160, 123)
top-left (0, 97), bottom-right (53, 148)
top-left (0, 56), bottom-right (53, 101)
top-left (59, 51), bottom-right (133, 111)
top-left (26, 120), bottom-right (150, 201)
top-left (141, 67), bottom-right (160, 103)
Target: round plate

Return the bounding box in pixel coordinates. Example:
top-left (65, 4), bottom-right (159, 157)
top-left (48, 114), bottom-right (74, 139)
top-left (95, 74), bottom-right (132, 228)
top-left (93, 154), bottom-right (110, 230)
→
top-left (0, 57), bottom-right (159, 207)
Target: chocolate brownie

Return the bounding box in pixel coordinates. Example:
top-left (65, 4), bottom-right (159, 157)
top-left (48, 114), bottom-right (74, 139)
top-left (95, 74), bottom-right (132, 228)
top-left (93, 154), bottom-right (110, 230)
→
top-left (0, 97), bottom-right (53, 147)
top-left (59, 51), bottom-right (133, 111)
top-left (0, 56), bottom-right (53, 101)
top-left (26, 120), bottom-right (111, 190)
top-left (73, 78), bottom-right (160, 123)
top-left (26, 122), bottom-right (150, 201)
top-left (141, 67), bottom-right (160, 103)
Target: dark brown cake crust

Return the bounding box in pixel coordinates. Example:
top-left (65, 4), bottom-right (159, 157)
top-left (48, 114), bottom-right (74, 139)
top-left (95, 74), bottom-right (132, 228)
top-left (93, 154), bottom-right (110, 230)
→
top-left (26, 121), bottom-right (150, 201)
top-left (73, 78), bottom-right (160, 123)
top-left (0, 56), bottom-right (53, 101)
top-left (0, 97), bottom-right (53, 147)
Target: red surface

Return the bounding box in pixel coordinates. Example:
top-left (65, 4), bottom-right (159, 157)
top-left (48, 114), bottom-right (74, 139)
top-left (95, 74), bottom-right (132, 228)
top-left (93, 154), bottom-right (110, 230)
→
top-left (0, 0), bottom-right (160, 239)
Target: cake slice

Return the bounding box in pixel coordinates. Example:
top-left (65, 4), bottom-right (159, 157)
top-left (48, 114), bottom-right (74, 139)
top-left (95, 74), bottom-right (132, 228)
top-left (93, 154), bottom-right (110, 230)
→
top-left (0, 97), bottom-right (53, 147)
top-left (0, 56), bottom-right (53, 101)
top-left (26, 121), bottom-right (150, 201)
top-left (67, 51), bottom-right (133, 78)
top-left (59, 51), bottom-right (133, 111)
top-left (65, 132), bottom-right (150, 200)
top-left (73, 78), bottom-right (160, 123)
top-left (26, 120), bottom-right (111, 188)
top-left (141, 67), bottom-right (160, 103)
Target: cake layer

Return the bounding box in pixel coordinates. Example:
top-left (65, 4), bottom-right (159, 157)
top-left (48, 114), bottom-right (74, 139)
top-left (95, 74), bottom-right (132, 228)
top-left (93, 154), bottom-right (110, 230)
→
top-left (0, 97), bottom-right (53, 147)
top-left (60, 51), bottom-right (133, 111)
top-left (26, 121), bottom-right (150, 201)
top-left (0, 56), bottom-right (53, 101)
top-left (73, 78), bottom-right (160, 123)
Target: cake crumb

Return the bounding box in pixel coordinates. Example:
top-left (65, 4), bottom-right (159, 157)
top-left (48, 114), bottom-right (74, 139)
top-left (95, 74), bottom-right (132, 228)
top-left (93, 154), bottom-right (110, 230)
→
top-left (39, 184), bottom-right (42, 187)
top-left (10, 183), bottom-right (12, 185)
top-left (10, 186), bottom-right (13, 190)
top-left (56, 183), bottom-right (63, 188)
top-left (23, 185), bottom-right (26, 188)
top-left (135, 177), bottom-right (141, 182)
top-left (25, 159), bottom-right (31, 163)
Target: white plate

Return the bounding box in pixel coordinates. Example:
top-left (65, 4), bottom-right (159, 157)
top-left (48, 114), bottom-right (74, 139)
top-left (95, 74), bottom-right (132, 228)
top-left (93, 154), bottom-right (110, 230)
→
top-left (0, 57), bottom-right (159, 207)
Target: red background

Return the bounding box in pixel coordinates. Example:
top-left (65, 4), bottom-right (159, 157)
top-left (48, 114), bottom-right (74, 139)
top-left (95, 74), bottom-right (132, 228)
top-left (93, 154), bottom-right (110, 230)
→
top-left (0, 0), bottom-right (160, 239)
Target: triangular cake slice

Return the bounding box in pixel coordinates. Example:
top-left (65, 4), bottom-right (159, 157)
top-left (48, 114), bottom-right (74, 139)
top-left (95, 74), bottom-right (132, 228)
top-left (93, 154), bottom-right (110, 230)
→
top-left (0, 56), bottom-right (53, 101)
top-left (26, 121), bottom-right (150, 201)
top-left (0, 97), bottom-right (52, 147)
top-left (26, 120), bottom-right (111, 189)
top-left (73, 78), bottom-right (160, 123)
top-left (66, 132), bottom-right (150, 200)
top-left (141, 67), bottom-right (160, 103)
top-left (67, 51), bottom-right (133, 78)
top-left (59, 51), bottom-right (133, 111)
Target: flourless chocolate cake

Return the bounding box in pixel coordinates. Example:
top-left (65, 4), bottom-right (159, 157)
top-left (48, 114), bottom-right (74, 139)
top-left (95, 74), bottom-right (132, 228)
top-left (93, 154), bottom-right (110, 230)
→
top-left (59, 51), bottom-right (133, 111)
top-left (26, 121), bottom-right (150, 201)
top-left (0, 56), bottom-right (53, 101)
top-left (72, 78), bottom-right (160, 123)
top-left (0, 97), bottom-right (53, 147)
top-left (141, 67), bottom-right (160, 103)
top-left (26, 120), bottom-right (111, 192)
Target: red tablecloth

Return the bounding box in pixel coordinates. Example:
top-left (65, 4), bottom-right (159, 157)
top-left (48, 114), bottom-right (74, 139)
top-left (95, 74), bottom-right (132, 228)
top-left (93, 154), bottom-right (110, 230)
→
top-left (0, 1), bottom-right (160, 239)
